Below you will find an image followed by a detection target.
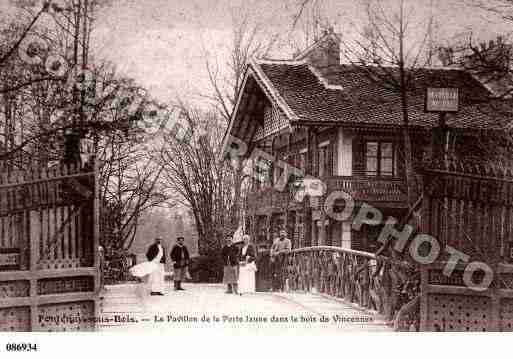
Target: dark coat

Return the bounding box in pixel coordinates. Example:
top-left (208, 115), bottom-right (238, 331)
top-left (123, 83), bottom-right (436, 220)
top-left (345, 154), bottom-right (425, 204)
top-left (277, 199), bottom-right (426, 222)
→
top-left (146, 243), bottom-right (166, 264)
top-left (239, 244), bottom-right (256, 263)
top-left (170, 245), bottom-right (190, 268)
top-left (221, 244), bottom-right (239, 267)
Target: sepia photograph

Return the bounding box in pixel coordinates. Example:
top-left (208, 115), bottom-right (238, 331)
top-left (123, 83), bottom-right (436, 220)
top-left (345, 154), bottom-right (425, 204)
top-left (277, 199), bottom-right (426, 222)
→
top-left (2, 0), bottom-right (513, 346)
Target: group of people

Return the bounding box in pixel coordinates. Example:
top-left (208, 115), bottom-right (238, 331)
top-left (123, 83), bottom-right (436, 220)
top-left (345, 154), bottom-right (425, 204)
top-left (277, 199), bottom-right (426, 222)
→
top-left (221, 229), bottom-right (292, 294)
top-left (221, 233), bottom-right (257, 295)
top-left (130, 229), bottom-right (292, 296)
top-left (130, 236), bottom-right (191, 295)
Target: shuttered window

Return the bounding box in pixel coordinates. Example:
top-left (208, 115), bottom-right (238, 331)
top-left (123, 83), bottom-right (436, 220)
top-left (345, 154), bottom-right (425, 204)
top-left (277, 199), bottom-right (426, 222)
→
top-left (365, 141), bottom-right (395, 177)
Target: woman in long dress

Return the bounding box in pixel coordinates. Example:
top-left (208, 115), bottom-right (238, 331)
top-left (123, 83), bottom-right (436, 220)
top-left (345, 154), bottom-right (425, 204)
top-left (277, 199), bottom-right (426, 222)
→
top-left (129, 244), bottom-right (164, 285)
top-left (238, 235), bottom-right (257, 295)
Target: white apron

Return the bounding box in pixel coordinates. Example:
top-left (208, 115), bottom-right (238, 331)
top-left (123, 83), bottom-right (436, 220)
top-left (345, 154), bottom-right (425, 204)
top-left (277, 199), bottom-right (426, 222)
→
top-left (238, 245), bottom-right (257, 294)
top-left (130, 245), bottom-right (165, 293)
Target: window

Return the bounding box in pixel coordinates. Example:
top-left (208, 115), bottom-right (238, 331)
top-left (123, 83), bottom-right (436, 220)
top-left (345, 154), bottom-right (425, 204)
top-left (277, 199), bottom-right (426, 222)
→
top-left (254, 157), bottom-right (271, 186)
top-left (318, 142), bottom-right (330, 177)
top-left (299, 149), bottom-right (307, 174)
top-left (273, 153), bottom-right (286, 186)
top-left (365, 141), bottom-right (395, 177)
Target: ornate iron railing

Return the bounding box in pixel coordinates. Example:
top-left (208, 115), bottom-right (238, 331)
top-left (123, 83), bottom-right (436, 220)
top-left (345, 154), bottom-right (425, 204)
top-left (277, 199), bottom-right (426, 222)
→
top-left (279, 246), bottom-right (420, 331)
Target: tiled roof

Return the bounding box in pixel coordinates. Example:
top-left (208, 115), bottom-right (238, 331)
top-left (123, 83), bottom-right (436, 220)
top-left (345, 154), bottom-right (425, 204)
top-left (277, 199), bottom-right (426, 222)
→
top-left (256, 62), bottom-right (513, 130)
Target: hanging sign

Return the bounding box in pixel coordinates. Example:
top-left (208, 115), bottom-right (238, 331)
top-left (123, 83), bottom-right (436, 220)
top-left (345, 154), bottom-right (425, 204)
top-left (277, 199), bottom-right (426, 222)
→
top-left (425, 88), bottom-right (459, 112)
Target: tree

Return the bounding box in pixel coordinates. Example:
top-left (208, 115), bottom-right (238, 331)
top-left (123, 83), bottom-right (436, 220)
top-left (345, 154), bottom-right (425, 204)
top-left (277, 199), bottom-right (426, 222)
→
top-left (81, 63), bottom-right (172, 252)
top-left (0, 1), bottom-right (170, 256)
top-left (203, 8), bottom-right (278, 232)
top-left (157, 105), bottom-right (236, 258)
top-left (440, 2), bottom-right (513, 168)
top-left (98, 130), bottom-right (168, 251)
top-left (0, 0), bottom-right (112, 168)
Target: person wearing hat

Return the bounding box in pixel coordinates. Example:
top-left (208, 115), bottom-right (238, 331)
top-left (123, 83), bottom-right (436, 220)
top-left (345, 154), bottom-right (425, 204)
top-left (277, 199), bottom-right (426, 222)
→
top-left (145, 237), bottom-right (167, 295)
top-left (221, 235), bottom-right (240, 294)
top-left (270, 229), bottom-right (291, 291)
top-left (170, 236), bottom-right (190, 291)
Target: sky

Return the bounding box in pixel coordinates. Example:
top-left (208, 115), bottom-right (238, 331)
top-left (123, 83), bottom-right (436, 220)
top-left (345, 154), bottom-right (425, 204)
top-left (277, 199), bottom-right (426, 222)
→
top-left (89, 0), bottom-right (512, 104)
top-left (91, 0), bottom-right (295, 103)
top-left (2, 0), bottom-right (512, 104)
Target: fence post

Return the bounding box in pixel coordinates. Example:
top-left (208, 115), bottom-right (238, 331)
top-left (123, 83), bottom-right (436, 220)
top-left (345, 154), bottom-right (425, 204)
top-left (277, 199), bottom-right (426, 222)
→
top-left (93, 157), bottom-right (101, 327)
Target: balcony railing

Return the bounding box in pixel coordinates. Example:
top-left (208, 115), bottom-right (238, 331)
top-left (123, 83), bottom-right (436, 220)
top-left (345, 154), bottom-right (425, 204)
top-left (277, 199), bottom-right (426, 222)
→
top-left (324, 176), bottom-right (407, 204)
top-left (246, 186), bottom-right (300, 213)
top-left (247, 176), bottom-right (408, 214)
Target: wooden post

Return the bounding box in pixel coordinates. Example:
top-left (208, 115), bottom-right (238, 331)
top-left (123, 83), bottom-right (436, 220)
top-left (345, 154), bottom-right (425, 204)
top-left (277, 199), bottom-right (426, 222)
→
top-left (313, 129), bottom-right (318, 177)
top-left (284, 131), bottom-right (291, 238)
top-left (304, 128), bottom-right (312, 247)
top-left (306, 128), bottom-right (312, 176)
top-left (332, 128), bottom-right (338, 176)
top-left (270, 137), bottom-right (276, 187)
top-left (93, 156), bottom-right (101, 329)
top-left (419, 267), bottom-right (429, 331)
top-left (320, 212), bottom-right (328, 245)
top-left (266, 214), bottom-right (272, 246)
top-left (29, 171), bottom-right (40, 332)
top-left (489, 270), bottom-right (501, 331)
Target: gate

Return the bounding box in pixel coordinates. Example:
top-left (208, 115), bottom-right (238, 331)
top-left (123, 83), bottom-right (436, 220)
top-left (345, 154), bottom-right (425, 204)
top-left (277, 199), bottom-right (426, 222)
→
top-left (0, 161), bottom-right (100, 331)
top-left (420, 159), bottom-right (513, 331)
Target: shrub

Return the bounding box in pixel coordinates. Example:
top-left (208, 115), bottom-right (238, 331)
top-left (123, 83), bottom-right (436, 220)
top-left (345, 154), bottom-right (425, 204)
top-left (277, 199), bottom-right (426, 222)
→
top-left (188, 255), bottom-right (223, 283)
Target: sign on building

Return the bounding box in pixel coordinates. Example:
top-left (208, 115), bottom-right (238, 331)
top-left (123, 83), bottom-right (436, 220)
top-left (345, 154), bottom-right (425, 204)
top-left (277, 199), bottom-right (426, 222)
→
top-left (425, 88), bottom-right (459, 113)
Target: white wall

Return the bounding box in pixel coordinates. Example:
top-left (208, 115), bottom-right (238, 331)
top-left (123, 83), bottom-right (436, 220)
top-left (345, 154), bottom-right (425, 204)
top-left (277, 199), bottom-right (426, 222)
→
top-left (341, 222), bottom-right (351, 249)
top-left (337, 128), bottom-right (353, 176)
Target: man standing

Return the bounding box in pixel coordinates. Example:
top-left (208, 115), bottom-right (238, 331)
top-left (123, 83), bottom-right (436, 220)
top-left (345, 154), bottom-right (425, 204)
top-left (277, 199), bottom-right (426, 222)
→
top-left (170, 237), bottom-right (190, 291)
top-left (146, 237), bottom-right (166, 295)
top-left (221, 235), bottom-right (240, 294)
top-left (270, 230), bottom-right (292, 291)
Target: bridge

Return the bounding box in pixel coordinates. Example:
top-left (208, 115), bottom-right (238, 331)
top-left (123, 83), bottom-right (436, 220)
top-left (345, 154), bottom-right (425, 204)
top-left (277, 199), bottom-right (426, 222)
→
top-left (99, 283), bottom-right (391, 333)
top-left (99, 246), bottom-right (398, 333)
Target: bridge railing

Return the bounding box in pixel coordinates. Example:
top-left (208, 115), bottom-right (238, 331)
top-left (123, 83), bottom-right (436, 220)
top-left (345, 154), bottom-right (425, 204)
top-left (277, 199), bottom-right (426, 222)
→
top-left (278, 246), bottom-right (416, 329)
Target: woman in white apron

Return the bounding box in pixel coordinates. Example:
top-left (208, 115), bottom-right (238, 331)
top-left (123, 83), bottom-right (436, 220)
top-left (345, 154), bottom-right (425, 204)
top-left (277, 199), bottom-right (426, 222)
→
top-left (238, 235), bottom-right (257, 294)
top-left (129, 242), bottom-right (165, 294)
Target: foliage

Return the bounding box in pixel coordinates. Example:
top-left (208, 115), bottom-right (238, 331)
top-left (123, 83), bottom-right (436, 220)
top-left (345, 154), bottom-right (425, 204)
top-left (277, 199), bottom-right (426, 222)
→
top-left (0, 1), bottom-right (170, 254)
top-left (188, 255), bottom-right (224, 283)
top-left (157, 106), bottom-right (237, 257)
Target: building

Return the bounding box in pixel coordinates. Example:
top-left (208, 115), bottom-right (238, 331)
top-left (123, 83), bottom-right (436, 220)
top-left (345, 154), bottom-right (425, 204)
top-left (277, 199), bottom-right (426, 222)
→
top-left (223, 31), bottom-right (513, 253)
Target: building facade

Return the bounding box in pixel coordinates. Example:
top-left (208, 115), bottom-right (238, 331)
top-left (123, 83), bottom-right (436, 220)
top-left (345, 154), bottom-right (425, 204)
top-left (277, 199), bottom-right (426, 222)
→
top-left (223, 31), bottom-right (513, 253)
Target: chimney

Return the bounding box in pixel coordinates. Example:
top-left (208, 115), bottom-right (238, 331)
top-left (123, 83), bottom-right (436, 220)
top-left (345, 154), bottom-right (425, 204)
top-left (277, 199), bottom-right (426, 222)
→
top-left (437, 47), bottom-right (455, 67)
top-left (295, 29), bottom-right (340, 71)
